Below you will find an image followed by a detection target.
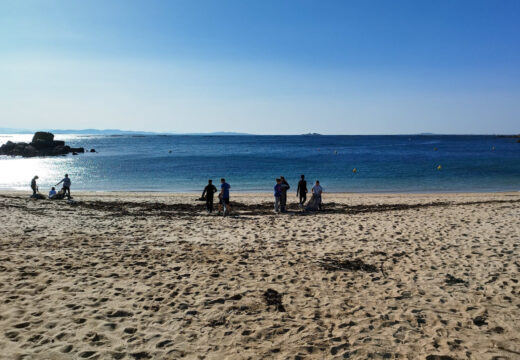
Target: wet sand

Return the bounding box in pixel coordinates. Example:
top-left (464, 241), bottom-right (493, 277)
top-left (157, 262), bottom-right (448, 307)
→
top-left (0, 191), bottom-right (519, 359)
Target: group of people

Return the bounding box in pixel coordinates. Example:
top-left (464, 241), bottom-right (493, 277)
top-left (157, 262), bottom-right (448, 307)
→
top-left (275, 174), bottom-right (323, 213)
top-left (32, 173), bottom-right (322, 213)
top-left (30, 174), bottom-right (72, 200)
top-left (201, 178), bottom-right (231, 215)
top-left (200, 175), bottom-right (323, 215)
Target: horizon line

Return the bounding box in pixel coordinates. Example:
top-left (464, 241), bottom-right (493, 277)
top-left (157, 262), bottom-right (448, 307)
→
top-left (0, 128), bottom-right (518, 136)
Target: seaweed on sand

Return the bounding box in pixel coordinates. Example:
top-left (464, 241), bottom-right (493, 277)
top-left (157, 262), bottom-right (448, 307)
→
top-left (319, 258), bottom-right (378, 273)
top-left (263, 289), bottom-right (285, 312)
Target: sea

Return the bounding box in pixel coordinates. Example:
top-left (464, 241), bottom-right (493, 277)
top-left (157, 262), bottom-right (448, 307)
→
top-left (0, 134), bottom-right (519, 193)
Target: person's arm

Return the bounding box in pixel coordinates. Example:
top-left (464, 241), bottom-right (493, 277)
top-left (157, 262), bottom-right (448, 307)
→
top-left (201, 187), bottom-right (207, 198)
top-left (55, 179), bottom-right (64, 186)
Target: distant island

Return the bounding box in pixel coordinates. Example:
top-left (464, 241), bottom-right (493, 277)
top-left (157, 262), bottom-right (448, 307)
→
top-left (0, 128), bottom-right (252, 136)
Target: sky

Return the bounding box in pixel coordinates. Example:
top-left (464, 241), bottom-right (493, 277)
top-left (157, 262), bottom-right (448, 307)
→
top-left (0, 0), bottom-right (519, 134)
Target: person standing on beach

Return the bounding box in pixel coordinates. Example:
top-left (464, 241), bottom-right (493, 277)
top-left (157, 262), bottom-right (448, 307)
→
top-left (56, 174), bottom-right (71, 199)
top-left (31, 176), bottom-right (39, 196)
top-left (274, 178), bottom-right (282, 213)
top-left (280, 176), bottom-right (290, 212)
top-left (312, 180), bottom-right (323, 210)
top-left (201, 179), bottom-right (218, 213)
top-left (305, 180), bottom-right (324, 212)
top-left (296, 174), bottom-right (308, 208)
top-left (219, 178), bottom-right (231, 215)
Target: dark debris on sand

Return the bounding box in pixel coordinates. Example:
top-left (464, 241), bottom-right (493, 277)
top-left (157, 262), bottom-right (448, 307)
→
top-left (473, 316), bottom-right (488, 327)
top-left (2, 193), bottom-right (520, 219)
top-left (263, 289), bottom-right (285, 312)
top-left (445, 274), bottom-right (468, 286)
top-left (319, 257), bottom-right (379, 273)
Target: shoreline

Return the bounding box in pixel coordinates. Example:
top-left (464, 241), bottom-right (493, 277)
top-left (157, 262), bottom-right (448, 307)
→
top-left (1, 189), bottom-right (519, 197)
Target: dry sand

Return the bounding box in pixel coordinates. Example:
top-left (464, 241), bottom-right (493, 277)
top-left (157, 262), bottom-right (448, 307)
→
top-left (0, 191), bottom-right (519, 360)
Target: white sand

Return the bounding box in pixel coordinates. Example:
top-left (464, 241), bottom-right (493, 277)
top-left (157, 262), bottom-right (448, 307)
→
top-left (0, 191), bottom-right (519, 359)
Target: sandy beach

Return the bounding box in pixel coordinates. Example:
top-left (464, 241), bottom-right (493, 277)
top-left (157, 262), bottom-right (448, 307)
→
top-left (0, 191), bottom-right (519, 360)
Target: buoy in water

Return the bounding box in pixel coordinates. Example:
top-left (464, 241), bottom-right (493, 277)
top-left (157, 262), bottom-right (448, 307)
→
top-left (433, 147), bottom-right (438, 151)
top-left (334, 150), bottom-right (338, 154)
top-left (437, 165), bottom-right (442, 170)
top-left (492, 146), bottom-right (495, 151)
top-left (168, 150), bottom-right (172, 153)
top-left (352, 168), bottom-right (357, 173)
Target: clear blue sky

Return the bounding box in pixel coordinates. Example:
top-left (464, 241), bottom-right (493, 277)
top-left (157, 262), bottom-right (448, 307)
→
top-left (1, 0), bottom-right (519, 134)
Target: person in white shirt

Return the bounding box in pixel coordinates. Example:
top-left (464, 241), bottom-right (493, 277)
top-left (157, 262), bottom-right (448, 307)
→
top-left (305, 180), bottom-right (324, 211)
top-left (312, 181), bottom-right (323, 195)
top-left (312, 181), bottom-right (323, 210)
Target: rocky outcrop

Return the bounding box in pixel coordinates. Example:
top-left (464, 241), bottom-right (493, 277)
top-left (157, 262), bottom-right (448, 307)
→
top-left (0, 132), bottom-right (85, 157)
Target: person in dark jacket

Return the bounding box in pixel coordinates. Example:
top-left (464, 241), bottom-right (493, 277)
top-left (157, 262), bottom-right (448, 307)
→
top-left (280, 176), bottom-right (290, 212)
top-left (296, 174), bottom-right (308, 208)
top-left (31, 175), bottom-right (39, 196)
top-left (201, 179), bottom-right (218, 213)
top-left (273, 178), bottom-right (282, 213)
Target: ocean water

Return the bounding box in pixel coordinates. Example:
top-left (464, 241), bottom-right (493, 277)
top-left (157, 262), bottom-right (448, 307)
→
top-left (0, 134), bottom-right (519, 193)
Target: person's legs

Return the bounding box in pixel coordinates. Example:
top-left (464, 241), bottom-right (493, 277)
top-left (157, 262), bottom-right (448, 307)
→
top-left (274, 197), bottom-right (280, 212)
top-left (222, 198), bottom-right (230, 215)
top-left (32, 186), bottom-right (36, 196)
top-left (64, 186), bottom-right (70, 199)
top-left (280, 193), bottom-right (286, 212)
top-left (299, 194), bottom-right (306, 206)
top-left (207, 197), bottom-right (213, 212)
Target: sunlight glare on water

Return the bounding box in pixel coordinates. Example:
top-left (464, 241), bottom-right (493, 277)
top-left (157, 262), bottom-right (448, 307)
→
top-left (0, 157), bottom-right (79, 191)
top-left (0, 134), bottom-right (89, 191)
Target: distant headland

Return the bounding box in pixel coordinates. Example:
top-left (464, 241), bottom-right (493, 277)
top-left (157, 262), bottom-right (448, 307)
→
top-left (0, 128), bottom-right (252, 136)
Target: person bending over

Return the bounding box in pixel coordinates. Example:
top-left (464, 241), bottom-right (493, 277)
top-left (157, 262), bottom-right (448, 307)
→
top-left (56, 174), bottom-right (71, 199)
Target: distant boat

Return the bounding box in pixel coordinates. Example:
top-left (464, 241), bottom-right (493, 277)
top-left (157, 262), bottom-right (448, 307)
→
top-left (302, 133), bottom-right (322, 136)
